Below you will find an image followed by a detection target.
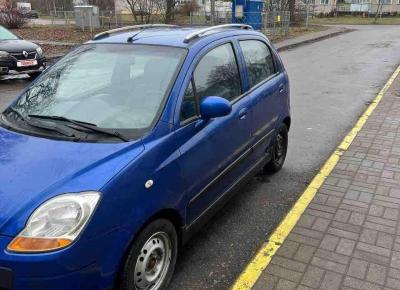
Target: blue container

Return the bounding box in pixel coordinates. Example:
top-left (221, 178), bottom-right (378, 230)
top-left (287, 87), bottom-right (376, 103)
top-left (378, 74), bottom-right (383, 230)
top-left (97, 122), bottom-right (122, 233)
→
top-left (232, 0), bottom-right (264, 30)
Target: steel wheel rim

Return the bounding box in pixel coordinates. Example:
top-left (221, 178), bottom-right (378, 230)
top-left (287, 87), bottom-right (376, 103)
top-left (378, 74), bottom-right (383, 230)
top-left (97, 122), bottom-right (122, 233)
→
top-left (134, 232), bottom-right (172, 290)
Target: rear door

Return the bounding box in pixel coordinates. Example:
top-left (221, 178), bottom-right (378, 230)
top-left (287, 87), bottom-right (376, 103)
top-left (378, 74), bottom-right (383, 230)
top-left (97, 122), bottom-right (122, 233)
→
top-left (175, 41), bottom-right (254, 225)
top-left (238, 38), bottom-right (285, 159)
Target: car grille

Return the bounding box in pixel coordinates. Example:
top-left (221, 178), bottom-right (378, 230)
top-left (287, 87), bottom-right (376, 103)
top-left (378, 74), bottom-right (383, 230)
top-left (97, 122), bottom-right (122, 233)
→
top-left (10, 51), bottom-right (37, 60)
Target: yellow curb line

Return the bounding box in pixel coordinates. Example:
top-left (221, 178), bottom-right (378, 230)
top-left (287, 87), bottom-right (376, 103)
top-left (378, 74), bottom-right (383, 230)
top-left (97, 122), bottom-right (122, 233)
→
top-left (231, 65), bottom-right (400, 290)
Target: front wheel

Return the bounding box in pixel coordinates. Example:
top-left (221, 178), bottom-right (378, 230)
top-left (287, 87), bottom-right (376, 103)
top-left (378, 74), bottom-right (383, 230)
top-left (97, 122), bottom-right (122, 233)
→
top-left (28, 72), bottom-right (42, 80)
top-left (119, 219), bottom-right (178, 290)
top-left (264, 124), bottom-right (288, 173)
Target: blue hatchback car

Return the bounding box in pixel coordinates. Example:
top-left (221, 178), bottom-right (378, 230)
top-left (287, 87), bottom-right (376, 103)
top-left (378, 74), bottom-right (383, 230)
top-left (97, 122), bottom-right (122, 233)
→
top-left (0, 24), bottom-right (290, 290)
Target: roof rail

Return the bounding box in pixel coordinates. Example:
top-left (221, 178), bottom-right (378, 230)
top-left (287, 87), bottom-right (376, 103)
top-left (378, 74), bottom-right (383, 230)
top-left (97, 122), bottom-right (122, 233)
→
top-left (183, 24), bottom-right (253, 43)
top-left (93, 24), bottom-right (179, 40)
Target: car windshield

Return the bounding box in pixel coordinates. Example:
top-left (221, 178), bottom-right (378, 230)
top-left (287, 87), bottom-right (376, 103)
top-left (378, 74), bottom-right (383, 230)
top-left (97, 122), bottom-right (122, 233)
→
top-left (10, 44), bottom-right (186, 133)
top-left (0, 26), bottom-right (18, 40)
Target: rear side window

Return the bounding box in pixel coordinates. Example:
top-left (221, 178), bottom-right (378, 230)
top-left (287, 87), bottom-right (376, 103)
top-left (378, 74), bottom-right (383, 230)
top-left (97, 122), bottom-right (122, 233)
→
top-left (180, 43), bottom-right (242, 122)
top-left (239, 40), bottom-right (276, 88)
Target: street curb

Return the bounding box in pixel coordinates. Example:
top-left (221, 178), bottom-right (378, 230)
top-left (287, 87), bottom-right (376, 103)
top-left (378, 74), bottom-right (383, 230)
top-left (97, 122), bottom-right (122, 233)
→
top-left (275, 28), bottom-right (354, 52)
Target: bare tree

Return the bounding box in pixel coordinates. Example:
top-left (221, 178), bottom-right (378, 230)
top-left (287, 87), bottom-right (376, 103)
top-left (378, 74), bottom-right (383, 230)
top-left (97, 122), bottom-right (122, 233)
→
top-left (0, 1), bottom-right (27, 28)
top-left (165, 0), bottom-right (176, 23)
top-left (124, 0), bottom-right (164, 23)
top-left (374, 0), bottom-right (383, 23)
top-left (179, 0), bottom-right (199, 16)
top-left (125, 0), bottom-right (140, 22)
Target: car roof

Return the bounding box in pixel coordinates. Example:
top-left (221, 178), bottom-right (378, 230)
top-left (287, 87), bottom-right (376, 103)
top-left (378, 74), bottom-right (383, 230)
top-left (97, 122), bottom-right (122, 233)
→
top-left (88, 26), bottom-right (266, 48)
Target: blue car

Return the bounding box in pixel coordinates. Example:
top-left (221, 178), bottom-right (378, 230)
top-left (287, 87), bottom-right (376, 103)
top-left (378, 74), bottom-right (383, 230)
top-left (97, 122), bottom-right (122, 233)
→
top-left (0, 24), bottom-right (290, 290)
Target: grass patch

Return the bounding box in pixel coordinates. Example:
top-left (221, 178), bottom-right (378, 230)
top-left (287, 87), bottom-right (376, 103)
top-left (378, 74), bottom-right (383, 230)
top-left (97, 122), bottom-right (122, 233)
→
top-left (310, 15), bottom-right (400, 25)
top-left (11, 26), bottom-right (108, 43)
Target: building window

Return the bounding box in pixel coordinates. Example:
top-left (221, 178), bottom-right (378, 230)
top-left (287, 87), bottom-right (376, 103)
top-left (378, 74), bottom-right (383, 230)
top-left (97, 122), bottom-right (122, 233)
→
top-left (320, 0), bottom-right (329, 4)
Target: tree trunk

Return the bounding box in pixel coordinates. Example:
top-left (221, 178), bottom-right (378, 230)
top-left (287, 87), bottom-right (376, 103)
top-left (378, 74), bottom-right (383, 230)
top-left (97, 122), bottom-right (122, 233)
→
top-left (165, 0), bottom-right (175, 23)
top-left (288, 0), bottom-right (295, 25)
top-left (374, 0), bottom-right (382, 23)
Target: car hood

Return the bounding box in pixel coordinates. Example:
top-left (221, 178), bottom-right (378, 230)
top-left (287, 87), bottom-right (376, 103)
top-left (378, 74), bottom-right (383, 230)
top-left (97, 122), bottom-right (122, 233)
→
top-left (0, 39), bottom-right (38, 53)
top-left (0, 127), bottom-right (145, 236)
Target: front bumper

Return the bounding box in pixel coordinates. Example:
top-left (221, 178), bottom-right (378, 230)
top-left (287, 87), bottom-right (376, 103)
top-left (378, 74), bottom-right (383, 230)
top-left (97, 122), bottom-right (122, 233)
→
top-left (0, 56), bottom-right (46, 76)
top-left (0, 266), bottom-right (13, 290)
top-left (0, 228), bottom-right (128, 290)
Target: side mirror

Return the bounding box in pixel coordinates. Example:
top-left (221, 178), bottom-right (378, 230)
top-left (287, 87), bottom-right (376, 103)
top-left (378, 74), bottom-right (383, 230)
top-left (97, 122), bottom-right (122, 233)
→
top-left (200, 96), bottom-right (232, 119)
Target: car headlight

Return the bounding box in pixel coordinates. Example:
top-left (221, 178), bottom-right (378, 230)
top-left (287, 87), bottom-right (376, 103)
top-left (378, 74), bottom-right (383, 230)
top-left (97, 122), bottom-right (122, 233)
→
top-left (7, 192), bottom-right (100, 253)
top-left (36, 47), bottom-right (43, 56)
top-left (0, 51), bottom-right (9, 58)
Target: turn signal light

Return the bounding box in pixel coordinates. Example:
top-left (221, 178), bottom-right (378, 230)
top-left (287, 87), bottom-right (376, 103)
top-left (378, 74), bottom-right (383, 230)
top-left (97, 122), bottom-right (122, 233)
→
top-left (7, 237), bottom-right (72, 252)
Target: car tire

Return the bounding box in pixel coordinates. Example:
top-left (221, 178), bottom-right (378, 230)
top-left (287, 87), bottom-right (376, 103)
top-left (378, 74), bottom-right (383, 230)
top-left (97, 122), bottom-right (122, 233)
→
top-left (264, 123), bottom-right (288, 173)
top-left (119, 219), bottom-right (178, 290)
top-left (29, 72), bottom-right (42, 80)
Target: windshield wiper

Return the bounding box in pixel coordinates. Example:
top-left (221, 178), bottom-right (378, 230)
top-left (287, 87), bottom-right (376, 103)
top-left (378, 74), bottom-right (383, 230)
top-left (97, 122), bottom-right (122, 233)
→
top-left (28, 114), bottom-right (130, 142)
top-left (5, 107), bottom-right (77, 138)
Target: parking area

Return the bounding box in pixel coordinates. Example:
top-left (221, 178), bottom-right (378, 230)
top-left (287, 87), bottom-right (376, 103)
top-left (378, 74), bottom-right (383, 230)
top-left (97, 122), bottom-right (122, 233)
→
top-left (1, 25), bottom-right (400, 290)
top-left (0, 78), bottom-right (29, 110)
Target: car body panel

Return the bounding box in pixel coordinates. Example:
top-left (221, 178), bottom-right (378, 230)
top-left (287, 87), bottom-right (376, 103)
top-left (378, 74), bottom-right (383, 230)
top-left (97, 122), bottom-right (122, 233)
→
top-left (0, 126), bottom-right (145, 237)
top-left (0, 39), bottom-right (38, 53)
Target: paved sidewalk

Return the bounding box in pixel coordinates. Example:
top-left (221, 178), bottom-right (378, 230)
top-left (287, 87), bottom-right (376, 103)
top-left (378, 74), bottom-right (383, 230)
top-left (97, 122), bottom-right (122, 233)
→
top-left (252, 71), bottom-right (400, 290)
top-left (274, 26), bottom-right (351, 52)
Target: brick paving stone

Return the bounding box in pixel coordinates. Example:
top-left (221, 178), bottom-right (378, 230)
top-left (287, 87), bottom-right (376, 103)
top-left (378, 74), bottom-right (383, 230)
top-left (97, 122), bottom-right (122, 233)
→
top-left (320, 234), bottom-right (340, 251)
top-left (275, 279), bottom-right (296, 290)
top-left (293, 244), bottom-right (317, 263)
top-left (251, 74), bottom-right (400, 289)
top-left (300, 265), bottom-right (324, 288)
top-left (343, 276), bottom-right (382, 290)
top-left (347, 258), bottom-right (368, 279)
top-left (311, 218), bottom-right (330, 232)
top-left (275, 240), bottom-right (299, 258)
top-left (319, 271), bottom-right (343, 290)
top-left (253, 275), bottom-right (279, 290)
top-left (349, 212), bottom-right (366, 226)
top-left (366, 263), bottom-right (387, 285)
top-left (376, 232), bottom-right (394, 249)
top-left (336, 238), bottom-right (356, 256)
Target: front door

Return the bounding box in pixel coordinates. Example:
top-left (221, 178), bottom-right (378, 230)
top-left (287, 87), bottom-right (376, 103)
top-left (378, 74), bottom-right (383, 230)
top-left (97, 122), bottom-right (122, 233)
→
top-left (175, 42), bottom-right (253, 225)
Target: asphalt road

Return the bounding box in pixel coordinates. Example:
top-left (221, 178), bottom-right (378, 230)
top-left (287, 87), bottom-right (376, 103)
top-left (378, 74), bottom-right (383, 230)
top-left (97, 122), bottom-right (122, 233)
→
top-left (1, 25), bottom-right (400, 290)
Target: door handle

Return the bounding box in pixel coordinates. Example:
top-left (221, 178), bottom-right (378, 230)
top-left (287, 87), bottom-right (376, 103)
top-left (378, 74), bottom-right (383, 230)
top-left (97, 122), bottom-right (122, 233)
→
top-left (238, 108), bottom-right (247, 120)
top-left (279, 84), bottom-right (284, 93)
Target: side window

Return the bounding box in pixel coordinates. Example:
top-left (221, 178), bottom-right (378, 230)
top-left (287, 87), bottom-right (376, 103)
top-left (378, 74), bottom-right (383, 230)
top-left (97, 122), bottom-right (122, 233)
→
top-left (180, 43), bottom-right (242, 123)
top-left (180, 79), bottom-right (198, 122)
top-left (193, 43), bottom-right (241, 102)
top-left (239, 40), bottom-right (276, 88)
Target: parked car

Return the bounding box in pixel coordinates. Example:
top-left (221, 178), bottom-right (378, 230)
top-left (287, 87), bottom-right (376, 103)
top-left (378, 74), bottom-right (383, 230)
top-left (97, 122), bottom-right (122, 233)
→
top-left (24, 9), bottom-right (40, 18)
top-left (0, 24), bottom-right (290, 290)
top-left (0, 25), bottom-right (46, 79)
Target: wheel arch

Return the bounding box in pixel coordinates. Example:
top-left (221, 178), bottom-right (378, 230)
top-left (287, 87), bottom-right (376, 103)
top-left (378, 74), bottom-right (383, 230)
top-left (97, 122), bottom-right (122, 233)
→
top-left (114, 208), bottom-right (184, 288)
top-left (283, 116), bottom-right (291, 131)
